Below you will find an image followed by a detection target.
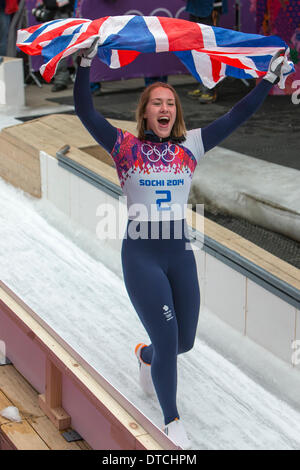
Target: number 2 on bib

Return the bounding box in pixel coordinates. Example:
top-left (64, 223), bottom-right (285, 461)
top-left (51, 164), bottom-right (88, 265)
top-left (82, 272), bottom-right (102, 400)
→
top-left (156, 190), bottom-right (171, 211)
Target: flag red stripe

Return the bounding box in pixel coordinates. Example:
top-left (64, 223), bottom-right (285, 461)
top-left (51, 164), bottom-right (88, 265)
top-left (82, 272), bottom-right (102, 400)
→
top-left (211, 58), bottom-right (222, 82)
top-left (209, 54), bottom-right (252, 70)
top-left (118, 50), bottom-right (140, 67)
top-left (158, 17), bottom-right (204, 51)
top-left (19, 18), bottom-right (109, 55)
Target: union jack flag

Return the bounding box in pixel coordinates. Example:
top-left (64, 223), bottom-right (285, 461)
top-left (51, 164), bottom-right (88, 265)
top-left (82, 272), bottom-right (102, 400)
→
top-left (16, 15), bottom-right (294, 87)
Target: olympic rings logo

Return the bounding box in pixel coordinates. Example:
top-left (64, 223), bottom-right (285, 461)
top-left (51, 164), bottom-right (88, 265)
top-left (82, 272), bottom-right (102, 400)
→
top-left (124, 7), bottom-right (187, 19)
top-left (141, 143), bottom-right (180, 163)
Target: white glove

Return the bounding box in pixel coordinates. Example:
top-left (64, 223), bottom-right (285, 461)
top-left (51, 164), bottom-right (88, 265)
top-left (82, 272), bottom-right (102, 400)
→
top-left (264, 50), bottom-right (285, 84)
top-left (79, 37), bottom-right (99, 67)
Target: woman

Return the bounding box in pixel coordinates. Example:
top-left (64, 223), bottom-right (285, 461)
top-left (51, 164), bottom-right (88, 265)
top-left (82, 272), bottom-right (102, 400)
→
top-left (74, 45), bottom-right (285, 449)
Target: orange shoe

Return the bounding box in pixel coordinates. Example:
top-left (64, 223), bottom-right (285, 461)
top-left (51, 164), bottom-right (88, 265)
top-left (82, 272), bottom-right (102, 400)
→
top-left (135, 343), bottom-right (155, 397)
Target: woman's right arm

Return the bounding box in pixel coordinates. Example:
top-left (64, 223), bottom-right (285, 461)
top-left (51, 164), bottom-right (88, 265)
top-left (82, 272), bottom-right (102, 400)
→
top-left (73, 65), bottom-right (118, 154)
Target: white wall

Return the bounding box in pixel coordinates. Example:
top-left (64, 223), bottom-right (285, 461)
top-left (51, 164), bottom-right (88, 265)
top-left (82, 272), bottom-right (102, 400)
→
top-left (0, 57), bottom-right (25, 107)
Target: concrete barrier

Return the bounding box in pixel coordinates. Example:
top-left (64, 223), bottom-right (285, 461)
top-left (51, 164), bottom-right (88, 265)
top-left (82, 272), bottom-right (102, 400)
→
top-left (0, 57), bottom-right (25, 107)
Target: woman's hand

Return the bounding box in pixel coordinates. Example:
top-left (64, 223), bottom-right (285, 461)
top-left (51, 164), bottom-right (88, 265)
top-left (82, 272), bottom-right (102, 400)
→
top-left (264, 50), bottom-right (285, 84)
top-left (79, 37), bottom-right (99, 67)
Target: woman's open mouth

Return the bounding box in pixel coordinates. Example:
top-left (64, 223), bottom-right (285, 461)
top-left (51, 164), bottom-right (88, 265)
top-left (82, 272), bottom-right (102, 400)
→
top-left (157, 116), bottom-right (170, 128)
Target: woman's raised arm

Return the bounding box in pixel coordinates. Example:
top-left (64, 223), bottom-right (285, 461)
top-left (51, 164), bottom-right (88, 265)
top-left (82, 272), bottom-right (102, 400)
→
top-left (201, 51), bottom-right (286, 153)
top-left (73, 64), bottom-right (118, 154)
top-left (201, 78), bottom-right (273, 153)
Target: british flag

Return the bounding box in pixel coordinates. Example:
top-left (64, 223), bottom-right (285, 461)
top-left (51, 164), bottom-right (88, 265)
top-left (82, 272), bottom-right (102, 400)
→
top-left (16, 15), bottom-right (294, 87)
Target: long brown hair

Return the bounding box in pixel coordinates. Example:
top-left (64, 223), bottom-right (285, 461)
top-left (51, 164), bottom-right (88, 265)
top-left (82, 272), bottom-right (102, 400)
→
top-left (136, 82), bottom-right (186, 141)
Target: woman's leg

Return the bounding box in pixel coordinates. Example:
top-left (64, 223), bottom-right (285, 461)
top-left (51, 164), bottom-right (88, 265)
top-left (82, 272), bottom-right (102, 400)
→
top-left (167, 249), bottom-right (201, 354)
top-left (139, 248), bottom-right (200, 360)
top-left (122, 240), bottom-right (180, 425)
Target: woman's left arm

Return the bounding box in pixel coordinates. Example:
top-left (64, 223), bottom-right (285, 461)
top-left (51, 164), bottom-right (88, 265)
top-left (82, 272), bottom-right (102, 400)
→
top-left (201, 78), bottom-right (273, 153)
top-left (202, 51), bottom-right (286, 153)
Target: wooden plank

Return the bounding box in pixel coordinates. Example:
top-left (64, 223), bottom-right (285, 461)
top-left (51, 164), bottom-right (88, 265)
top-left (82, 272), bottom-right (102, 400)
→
top-left (28, 416), bottom-right (83, 450)
top-left (0, 285), bottom-right (166, 449)
top-left (0, 427), bottom-right (16, 449)
top-left (135, 433), bottom-right (164, 451)
top-left (38, 394), bottom-right (71, 431)
top-left (1, 123), bottom-right (43, 157)
top-left (186, 207), bottom-right (300, 289)
top-left (0, 388), bottom-right (14, 426)
top-left (65, 146), bottom-right (119, 187)
top-left (0, 363), bottom-right (49, 450)
top-left (0, 135), bottom-right (40, 174)
top-left (222, 237), bottom-right (300, 291)
top-left (0, 365), bottom-right (44, 420)
top-left (35, 114), bottom-right (138, 151)
top-left (0, 150), bottom-right (41, 198)
top-left (1, 121), bottom-right (70, 157)
top-left (0, 115), bottom-right (136, 162)
top-left (81, 145), bottom-right (115, 167)
top-left (0, 365), bottom-right (90, 450)
top-left (33, 114), bottom-right (138, 140)
top-left (0, 114), bottom-right (137, 200)
top-left (37, 358), bottom-right (71, 431)
top-left (38, 114), bottom-right (96, 148)
top-left (203, 216), bottom-right (242, 243)
top-left (186, 209), bottom-right (240, 243)
top-left (45, 358), bottom-right (62, 409)
top-left (75, 439), bottom-right (92, 450)
top-left (1, 421), bottom-right (49, 450)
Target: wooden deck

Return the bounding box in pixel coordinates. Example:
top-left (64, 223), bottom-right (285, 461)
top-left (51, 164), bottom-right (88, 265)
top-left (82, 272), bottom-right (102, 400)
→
top-left (0, 283), bottom-right (173, 450)
top-left (0, 364), bottom-right (91, 450)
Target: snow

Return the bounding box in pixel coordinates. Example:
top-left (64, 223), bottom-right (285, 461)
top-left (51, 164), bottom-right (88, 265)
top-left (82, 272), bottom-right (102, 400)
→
top-left (1, 176), bottom-right (300, 450)
top-left (0, 406), bottom-right (22, 423)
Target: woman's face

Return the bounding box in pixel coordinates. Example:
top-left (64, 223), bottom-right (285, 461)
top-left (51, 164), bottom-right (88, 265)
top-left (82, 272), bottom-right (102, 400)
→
top-left (143, 87), bottom-right (177, 138)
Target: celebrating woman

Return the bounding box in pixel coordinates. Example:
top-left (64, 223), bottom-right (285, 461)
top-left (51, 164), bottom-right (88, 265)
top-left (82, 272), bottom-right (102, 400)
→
top-left (74, 44), bottom-right (285, 449)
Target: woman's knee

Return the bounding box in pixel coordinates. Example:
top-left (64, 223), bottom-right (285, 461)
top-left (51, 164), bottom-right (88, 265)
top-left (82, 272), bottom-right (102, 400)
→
top-left (152, 336), bottom-right (178, 359)
top-left (178, 337), bottom-right (195, 354)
